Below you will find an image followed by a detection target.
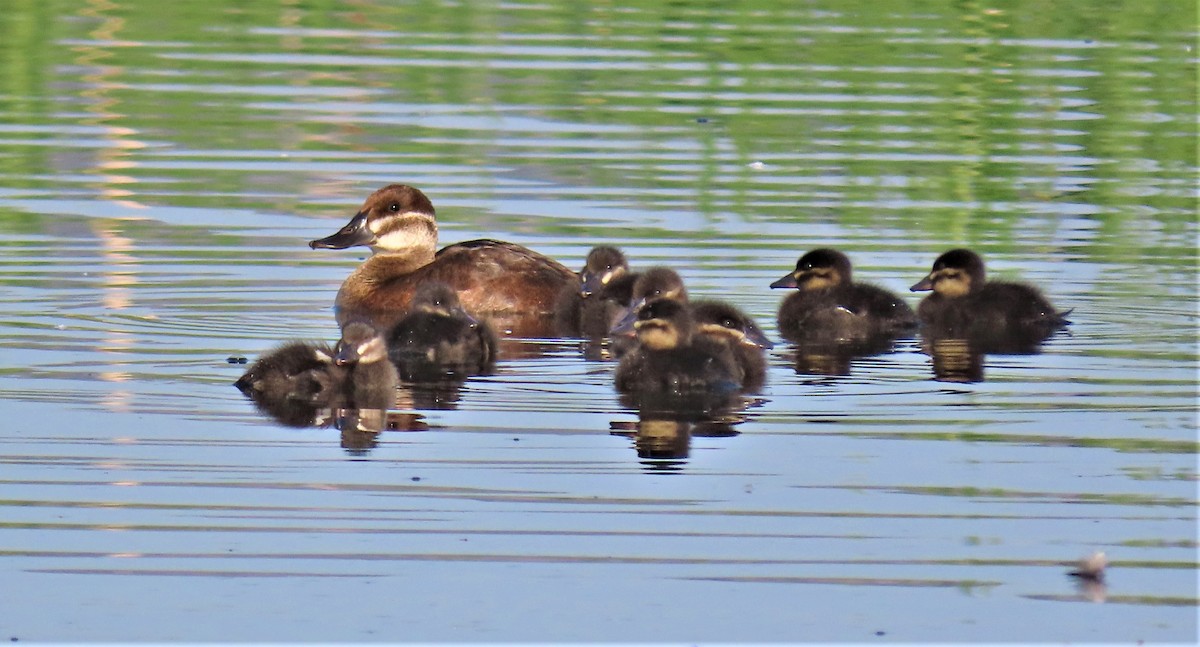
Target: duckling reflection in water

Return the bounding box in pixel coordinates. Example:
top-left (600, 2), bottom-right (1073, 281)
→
top-left (911, 248), bottom-right (1071, 343)
top-left (613, 298), bottom-right (740, 401)
top-left (771, 248), bottom-right (916, 342)
top-left (309, 184), bottom-right (575, 338)
top-left (387, 281), bottom-right (498, 379)
top-left (554, 246), bottom-right (639, 338)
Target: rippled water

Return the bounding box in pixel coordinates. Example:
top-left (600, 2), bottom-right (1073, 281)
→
top-left (0, 1), bottom-right (1196, 642)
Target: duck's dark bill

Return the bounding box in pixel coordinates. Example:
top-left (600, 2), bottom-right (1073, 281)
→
top-left (309, 211), bottom-right (375, 250)
top-left (910, 276), bottom-right (934, 292)
top-left (769, 272), bottom-right (798, 289)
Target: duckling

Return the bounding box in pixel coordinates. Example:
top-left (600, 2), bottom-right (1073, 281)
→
top-left (910, 248), bottom-right (1071, 340)
top-left (554, 246), bottom-right (638, 338)
top-left (330, 321), bottom-right (400, 409)
top-left (614, 298), bottom-right (740, 396)
top-left (387, 281), bottom-right (498, 378)
top-left (690, 299), bottom-right (773, 391)
top-left (610, 267), bottom-right (688, 333)
top-left (309, 184), bottom-right (575, 336)
top-left (234, 340), bottom-right (342, 404)
top-left (771, 248), bottom-right (916, 342)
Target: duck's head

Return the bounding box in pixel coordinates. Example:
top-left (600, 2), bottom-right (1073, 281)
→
top-left (334, 321), bottom-right (389, 366)
top-left (580, 246), bottom-right (629, 297)
top-left (309, 184), bottom-right (438, 255)
top-left (692, 300), bottom-right (774, 350)
top-left (410, 281), bottom-right (478, 326)
top-left (770, 248), bottom-right (853, 291)
top-left (632, 298), bottom-right (693, 351)
top-left (610, 267), bottom-right (688, 336)
top-left (911, 248), bottom-right (985, 298)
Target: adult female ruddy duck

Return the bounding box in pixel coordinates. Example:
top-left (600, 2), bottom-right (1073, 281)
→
top-left (310, 184), bottom-right (576, 336)
top-left (770, 248), bottom-right (916, 342)
top-left (910, 248), bottom-right (1071, 342)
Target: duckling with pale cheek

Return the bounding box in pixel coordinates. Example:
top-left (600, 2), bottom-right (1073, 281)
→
top-left (614, 298), bottom-right (740, 396)
top-left (691, 299), bottom-right (774, 391)
top-left (387, 281), bottom-right (498, 377)
top-left (771, 248), bottom-right (915, 342)
top-left (910, 248), bottom-right (1071, 340)
top-left (331, 321), bottom-right (400, 409)
top-left (554, 246), bottom-right (638, 337)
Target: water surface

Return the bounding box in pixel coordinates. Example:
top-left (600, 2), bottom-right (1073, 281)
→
top-left (0, 1), bottom-right (1196, 643)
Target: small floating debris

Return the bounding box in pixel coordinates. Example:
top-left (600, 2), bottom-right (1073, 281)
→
top-left (226, 356), bottom-right (248, 364)
top-left (747, 160), bottom-right (766, 170)
top-left (1067, 550), bottom-right (1107, 581)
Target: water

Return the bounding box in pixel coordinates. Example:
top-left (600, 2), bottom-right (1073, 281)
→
top-left (0, 1), bottom-right (1195, 642)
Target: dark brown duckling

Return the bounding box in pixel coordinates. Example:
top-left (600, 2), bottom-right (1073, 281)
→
top-left (614, 298), bottom-right (740, 396)
top-left (329, 321), bottom-right (400, 409)
top-left (910, 248), bottom-right (1071, 342)
top-left (554, 246), bottom-right (638, 338)
top-left (387, 281), bottom-right (498, 379)
top-left (309, 184), bottom-right (575, 336)
top-left (690, 299), bottom-right (774, 391)
top-left (771, 248), bottom-right (916, 342)
top-left (610, 267), bottom-right (688, 332)
top-left (234, 339), bottom-right (341, 404)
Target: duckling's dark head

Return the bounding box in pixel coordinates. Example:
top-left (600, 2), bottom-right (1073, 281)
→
top-left (634, 298), bottom-right (693, 351)
top-left (692, 300), bottom-right (774, 350)
top-left (770, 248), bottom-right (853, 291)
top-left (611, 268), bottom-right (688, 336)
top-left (410, 281), bottom-right (477, 325)
top-left (911, 248), bottom-right (985, 297)
top-left (309, 184), bottom-right (438, 255)
top-left (633, 267), bottom-right (687, 304)
top-left (335, 321), bottom-right (389, 366)
top-left (580, 246), bottom-right (629, 297)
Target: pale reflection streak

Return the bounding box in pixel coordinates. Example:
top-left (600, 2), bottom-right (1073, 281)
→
top-left (73, 1), bottom-right (152, 411)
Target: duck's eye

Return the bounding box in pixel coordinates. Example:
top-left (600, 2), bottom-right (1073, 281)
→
top-left (722, 318), bottom-right (737, 329)
top-left (389, 202), bottom-right (400, 212)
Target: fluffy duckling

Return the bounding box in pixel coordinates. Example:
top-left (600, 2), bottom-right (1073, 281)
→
top-left (554, 246), bottom-right (638, 337)
top-left (691, 299), bottom-right (773, 391)
top-left (610, 267), bottom-right (688, 332)
top-left (387, 281), bottom-right (498, 377)
top-left (771, 248), bottom-right (916, 342)
top-left (614, 298), bottom-right (740, 396)
top-left (234, 340), bottom-right (341, 404)
top-left (330, 321), bottom-right (400, 409)
top-left (910, 248), bottom-right (1071, 340)
top-left (309, 184), bottom-right (575, 335)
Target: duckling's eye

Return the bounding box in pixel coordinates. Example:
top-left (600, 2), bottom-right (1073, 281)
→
top-left (388, 202), bottom-right (400, 212)
top-left (721, 318), bottom-right (737, 329)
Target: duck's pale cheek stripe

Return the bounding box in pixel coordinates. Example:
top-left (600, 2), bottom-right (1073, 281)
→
top-left (369, 211), bottom-right (436, 235)
top-left (373, 214), bottom-right (437, 249)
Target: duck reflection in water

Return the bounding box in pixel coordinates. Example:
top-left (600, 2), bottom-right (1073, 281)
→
top-left (911, 249), bottom-right (1072, 383)
top-left (610, 409), bottom-right (747, 470)
top-left (769, 248), bottom-right (916, 376)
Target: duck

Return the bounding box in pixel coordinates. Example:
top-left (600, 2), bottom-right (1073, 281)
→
top-left (330, 320), bottom-right (399, 409)
top-left (387, 281), bottom-right (498, 378)
top-left (614, 297), bottom-right (740, 397)
top-left (770, 248), bottom-right (916, 342)
top-left (690, 299), bottom-right (774, 391)
top-left (234, 339), bottom-right (341, 404)
top-left (554, 246), bottom-right (639, 338)
top-left (309, 184), bottom-right (576, 336)
top-left (910, 248), bottom-right (1071, 341)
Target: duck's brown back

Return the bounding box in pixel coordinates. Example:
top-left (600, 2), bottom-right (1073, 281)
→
top-left (335, 239), bottom-right (574, 336)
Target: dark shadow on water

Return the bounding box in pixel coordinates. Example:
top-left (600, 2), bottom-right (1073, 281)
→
top-left (920, 326), bottom-right (1071, 383)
